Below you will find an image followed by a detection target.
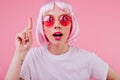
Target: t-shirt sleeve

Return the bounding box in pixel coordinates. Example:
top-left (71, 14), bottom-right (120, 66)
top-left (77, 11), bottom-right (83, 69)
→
top-left (20, 49), bottom-right (33, 80)
top-left (91, 53), bottom-right (109, 80)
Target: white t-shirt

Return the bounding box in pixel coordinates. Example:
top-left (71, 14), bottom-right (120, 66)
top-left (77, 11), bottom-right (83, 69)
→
top-left (20, 46), bottom-right (109, 80)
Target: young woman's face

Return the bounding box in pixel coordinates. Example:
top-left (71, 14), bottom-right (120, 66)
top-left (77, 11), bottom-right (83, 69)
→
top-left (43, 6), bottom-right (72, 45)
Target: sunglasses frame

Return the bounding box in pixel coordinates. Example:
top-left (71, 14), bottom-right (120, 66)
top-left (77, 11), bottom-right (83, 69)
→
top-left (42, 14), bottom-right (72, 27)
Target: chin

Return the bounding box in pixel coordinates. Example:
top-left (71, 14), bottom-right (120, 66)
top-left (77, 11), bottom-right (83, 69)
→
top-left (54, 42), bottom-right (67, 45)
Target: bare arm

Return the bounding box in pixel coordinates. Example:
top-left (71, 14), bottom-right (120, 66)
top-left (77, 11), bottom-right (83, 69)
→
top-left (5, 51), bottom-right (26, 80)
top-left (5, 17), bottom-right (33, 80)
top-left (107, 66), bottom-right (120, 80)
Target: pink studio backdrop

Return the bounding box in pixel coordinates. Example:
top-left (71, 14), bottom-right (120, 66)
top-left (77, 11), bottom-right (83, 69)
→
top-left (0, 0), bottom-right (120, 79)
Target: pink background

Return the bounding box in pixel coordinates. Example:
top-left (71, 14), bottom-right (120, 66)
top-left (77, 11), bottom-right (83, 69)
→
top-left (0, 0), bottom-right (120, 79)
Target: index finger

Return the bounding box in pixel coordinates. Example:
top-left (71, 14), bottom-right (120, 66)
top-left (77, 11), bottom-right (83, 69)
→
top-left (27, 17), bottom-right (33, 30)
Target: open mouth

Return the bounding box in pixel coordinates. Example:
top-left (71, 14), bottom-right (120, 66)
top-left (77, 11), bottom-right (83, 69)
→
top-left (53, 32), bottom-right (63, 40)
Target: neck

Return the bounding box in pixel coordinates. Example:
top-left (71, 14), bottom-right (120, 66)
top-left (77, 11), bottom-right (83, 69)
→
top-left (47, 43), bottom-right (69, 55)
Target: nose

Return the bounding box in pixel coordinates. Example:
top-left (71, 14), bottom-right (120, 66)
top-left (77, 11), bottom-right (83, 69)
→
top-left (54, 20), bottom-right (61, 29)
top-left (54, 26), bottom-right (61, 29)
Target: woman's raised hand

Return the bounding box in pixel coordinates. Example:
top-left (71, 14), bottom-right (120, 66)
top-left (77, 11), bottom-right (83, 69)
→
top-left (16, 17), bottom-right (33, 58)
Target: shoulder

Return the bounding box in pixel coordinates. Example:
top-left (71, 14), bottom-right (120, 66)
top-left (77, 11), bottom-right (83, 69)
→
top-left (70, 46), bottom-right (106, 64)
top-left (25, 46), bottom-right (46, 59)
top-left (70, 46), bottom-right (97, 64)
top-left (71, 46), bottom-right (94, 57)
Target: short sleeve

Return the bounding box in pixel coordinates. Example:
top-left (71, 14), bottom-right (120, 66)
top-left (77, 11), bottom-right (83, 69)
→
top-left (20, 49), bottom-right (33, 80)
top-left (91, 53), bottom-right (109, 80)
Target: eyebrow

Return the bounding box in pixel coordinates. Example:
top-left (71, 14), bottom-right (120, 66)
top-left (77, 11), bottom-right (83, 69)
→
top-left (43, 13), bottom-right (70, 17)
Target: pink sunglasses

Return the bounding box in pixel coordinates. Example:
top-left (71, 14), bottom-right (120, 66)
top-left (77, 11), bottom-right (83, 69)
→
top-left (43, 14), bottom-right (71, 27)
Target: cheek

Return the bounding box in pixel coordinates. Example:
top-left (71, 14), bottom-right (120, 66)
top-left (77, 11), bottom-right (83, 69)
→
top-left (65, 26), bottom-right (72, 34)
top-left (64, 26), bottom-right (72, 39)
top-left (43, 27), bottom-right (52, 41)
top-left (44, 27), bottom-right (52, 37)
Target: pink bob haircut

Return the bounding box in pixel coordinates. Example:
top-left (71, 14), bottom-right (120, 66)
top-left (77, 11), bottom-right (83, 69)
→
top-left (36, 0), bottom-right (80, 46)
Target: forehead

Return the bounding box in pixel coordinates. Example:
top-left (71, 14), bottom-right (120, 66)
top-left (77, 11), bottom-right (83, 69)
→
top-left (44, 6), bottom-right (69, 16)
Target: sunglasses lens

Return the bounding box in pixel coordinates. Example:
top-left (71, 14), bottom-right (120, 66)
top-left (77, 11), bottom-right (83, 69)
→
top-left (59, 15), bottom-right (71, 26)
top-left (43, 15), bottom-right (54, 27)
top-left (43, 15), bottom-right (71, 27)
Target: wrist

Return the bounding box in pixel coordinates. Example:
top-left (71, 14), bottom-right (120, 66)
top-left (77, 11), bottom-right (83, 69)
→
top-left (14, 50), bottom-right (28, 63)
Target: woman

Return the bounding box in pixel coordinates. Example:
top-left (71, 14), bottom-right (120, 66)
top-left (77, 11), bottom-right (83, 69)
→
top-left (5, 0), bottom-right (120, 80)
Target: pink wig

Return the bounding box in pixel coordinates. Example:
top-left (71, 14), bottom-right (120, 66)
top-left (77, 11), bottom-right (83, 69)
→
top-left (36, 0), bottom-right (80, 46)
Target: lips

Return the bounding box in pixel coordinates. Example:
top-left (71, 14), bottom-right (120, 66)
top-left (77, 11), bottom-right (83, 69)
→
top-left (53, 32), bottom-right (63, 40)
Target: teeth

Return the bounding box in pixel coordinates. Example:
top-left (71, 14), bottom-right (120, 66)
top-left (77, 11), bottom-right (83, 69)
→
top-left (53, 33), bottom-right (63, 36)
